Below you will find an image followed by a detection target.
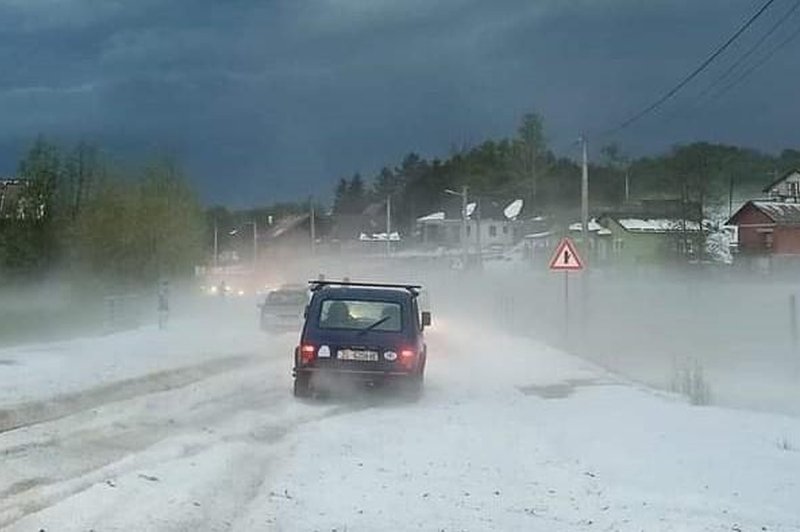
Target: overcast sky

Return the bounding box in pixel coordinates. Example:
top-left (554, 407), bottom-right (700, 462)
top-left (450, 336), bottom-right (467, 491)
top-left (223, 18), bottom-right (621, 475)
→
top-left (0, 0), bottom-right (798, 206)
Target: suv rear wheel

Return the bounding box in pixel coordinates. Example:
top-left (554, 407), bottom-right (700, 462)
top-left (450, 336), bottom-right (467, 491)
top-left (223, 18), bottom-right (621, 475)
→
top-left (403, 372), bottom-right (423, 399)
top-left (293, 373), bottom-right (311, 398)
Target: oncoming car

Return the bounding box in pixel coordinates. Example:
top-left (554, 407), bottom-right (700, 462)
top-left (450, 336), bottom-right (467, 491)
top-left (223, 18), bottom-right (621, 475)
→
top-left (293, 280), bottom-right (431, 397)
top-left (258, 285), bottom-right (307, 332)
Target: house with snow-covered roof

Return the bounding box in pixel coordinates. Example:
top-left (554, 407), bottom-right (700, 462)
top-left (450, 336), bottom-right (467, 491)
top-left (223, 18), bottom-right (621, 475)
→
top-left (597, 214), bottom-right (708, 263)
top-left (726, 200), bottom-right (800, 255)
top-left (416, 198), bottom-right (528, 250)
top-left (568, 219), bottom-right (613, 261)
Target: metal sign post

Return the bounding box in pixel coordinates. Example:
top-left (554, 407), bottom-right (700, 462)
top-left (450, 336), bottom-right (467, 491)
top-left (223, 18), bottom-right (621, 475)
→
top-left (564, 270), bottom-right (569, 335)
top-left (549, 237), bottom-right (585, 340)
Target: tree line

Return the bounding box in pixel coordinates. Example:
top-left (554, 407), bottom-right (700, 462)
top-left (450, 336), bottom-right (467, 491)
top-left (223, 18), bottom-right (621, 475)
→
top-left (0, 137), bottom-right (204, 287)
top-left (330, 112), bottom-right (800, 229)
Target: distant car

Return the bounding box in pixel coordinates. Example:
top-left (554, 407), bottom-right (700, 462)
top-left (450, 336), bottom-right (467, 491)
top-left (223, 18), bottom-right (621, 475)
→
top-left (259, 286), bottom-right (308, 332)
top-left (293, 280), bottom-right (431, 398)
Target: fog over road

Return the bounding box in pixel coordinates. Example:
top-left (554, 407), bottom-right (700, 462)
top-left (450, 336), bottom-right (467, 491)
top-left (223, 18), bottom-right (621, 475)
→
top-left (0, 294), bottom-right (798, 531)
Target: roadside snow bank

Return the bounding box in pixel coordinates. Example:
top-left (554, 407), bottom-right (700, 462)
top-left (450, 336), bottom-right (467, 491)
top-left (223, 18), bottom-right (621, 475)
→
top-left (0, 314), bottom-right (277, 409)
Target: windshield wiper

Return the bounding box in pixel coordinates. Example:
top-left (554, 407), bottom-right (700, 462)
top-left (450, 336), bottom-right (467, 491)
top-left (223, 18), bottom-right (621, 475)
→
top-left (358, 315), bottom-right (390, 335)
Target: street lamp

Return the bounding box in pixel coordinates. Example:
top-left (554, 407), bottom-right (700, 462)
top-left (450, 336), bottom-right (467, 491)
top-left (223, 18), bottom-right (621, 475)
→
top-left (229, 221), bottom-right (258, 271)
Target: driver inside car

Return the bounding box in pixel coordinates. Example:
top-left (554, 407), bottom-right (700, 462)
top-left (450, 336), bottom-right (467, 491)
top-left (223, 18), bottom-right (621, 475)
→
top-left (324, 301), bottom-right (354, 328)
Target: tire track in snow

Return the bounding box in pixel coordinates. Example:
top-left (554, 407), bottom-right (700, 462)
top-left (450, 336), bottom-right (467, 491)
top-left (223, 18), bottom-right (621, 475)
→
top-left (0, 352), bottom-right (372, 531)
top-left (0, 401), bottom-right (363, 530)
top-left (0, 353), bottom-right (259, 434)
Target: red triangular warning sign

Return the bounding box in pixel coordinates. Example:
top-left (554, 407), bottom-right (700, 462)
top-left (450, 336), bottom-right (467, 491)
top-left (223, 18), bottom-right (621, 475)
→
top-left (548, 237), bottom-right (584, 271)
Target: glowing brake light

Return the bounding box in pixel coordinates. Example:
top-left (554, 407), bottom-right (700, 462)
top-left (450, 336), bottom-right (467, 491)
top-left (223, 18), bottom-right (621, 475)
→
top-left (300, 344), bottom-right (316, 365)
top-left (398, 348), bottom-right (416, 369)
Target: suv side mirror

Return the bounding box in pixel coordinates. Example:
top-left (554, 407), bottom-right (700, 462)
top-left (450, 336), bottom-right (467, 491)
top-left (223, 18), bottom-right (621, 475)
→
top-left (421, 311), bottom-right (431, 328)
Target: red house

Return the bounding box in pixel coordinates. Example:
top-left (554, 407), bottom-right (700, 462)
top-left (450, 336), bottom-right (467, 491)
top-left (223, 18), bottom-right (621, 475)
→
top-left (727, 200), bottom-right (800, 254)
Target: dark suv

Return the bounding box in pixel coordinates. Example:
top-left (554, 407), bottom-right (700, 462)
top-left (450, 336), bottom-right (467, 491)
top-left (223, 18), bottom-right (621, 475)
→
top-left (293, 281), bottom-right (431, 397)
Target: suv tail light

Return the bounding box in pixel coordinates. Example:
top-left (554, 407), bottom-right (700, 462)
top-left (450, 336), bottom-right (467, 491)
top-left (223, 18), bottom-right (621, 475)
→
top-left (300, 344), bottom-right (316, 365)
top-left (398, 348), bottom-right (416, 370)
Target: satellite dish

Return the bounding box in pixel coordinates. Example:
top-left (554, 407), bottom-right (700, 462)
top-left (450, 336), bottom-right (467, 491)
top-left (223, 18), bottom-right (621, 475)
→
top-left (504, 199), bottom-right (524, 220)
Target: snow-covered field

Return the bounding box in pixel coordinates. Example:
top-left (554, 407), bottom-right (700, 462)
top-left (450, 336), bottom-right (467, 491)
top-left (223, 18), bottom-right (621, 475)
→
top-left (1, 305), bottom-right (799, 531)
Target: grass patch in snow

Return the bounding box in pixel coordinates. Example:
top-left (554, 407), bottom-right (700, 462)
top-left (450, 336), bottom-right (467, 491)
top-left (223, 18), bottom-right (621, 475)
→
top-left (671, 357), bottom-right (712, 406)
top-left (776, 436), bottom-right (795, 452)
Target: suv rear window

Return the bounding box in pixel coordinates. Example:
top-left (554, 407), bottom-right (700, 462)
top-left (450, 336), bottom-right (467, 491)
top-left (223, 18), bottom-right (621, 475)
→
top-left (318, 299), bottom-right (402, 332)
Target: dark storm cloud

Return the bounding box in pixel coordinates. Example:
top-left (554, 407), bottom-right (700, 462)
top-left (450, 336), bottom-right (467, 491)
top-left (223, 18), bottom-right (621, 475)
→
top-left (0, 0), bottom-right (797, 205)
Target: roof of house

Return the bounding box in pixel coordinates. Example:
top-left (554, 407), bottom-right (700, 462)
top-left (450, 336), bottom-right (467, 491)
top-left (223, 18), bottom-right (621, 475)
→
top-left (359, 231), bottom-right (401, 242)
top-left (0, 179), bottom-right (26, 197)
top-left (417, 198), bottom-right (525, 223)
top-left (523, 231), bottom-right (553, 239)
top-left (762, 169), bottom-right (800, 193)
top-left (602, 216), bottom-right (705, 233)
top-left (596, 199), bottom-right (702, 221)
top-left (734, 200), bottom-right (800, 225)
top-left (569, 219), bottom-right (612, 236)
top-left (417, 211), bottom-right (445, 222)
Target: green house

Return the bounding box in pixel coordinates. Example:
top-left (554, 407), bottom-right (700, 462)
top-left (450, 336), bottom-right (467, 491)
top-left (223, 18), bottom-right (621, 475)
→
top-left (597, 216), bottom-right (705, 264)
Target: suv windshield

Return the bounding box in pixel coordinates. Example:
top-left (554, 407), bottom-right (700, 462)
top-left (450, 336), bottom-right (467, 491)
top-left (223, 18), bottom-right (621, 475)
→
top-left (318, 299), bottom-right (402, 332)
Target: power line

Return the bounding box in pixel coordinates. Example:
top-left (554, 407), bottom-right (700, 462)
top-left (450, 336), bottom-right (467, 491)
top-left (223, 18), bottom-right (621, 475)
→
top-left (652, 0), bottom-right (800, 126)
top-left (710, 19), bottom-right (800, 100)
top-left (696, 0), bottom-right (800, 101)
top-left (605, 0), bottom-right (779, 136)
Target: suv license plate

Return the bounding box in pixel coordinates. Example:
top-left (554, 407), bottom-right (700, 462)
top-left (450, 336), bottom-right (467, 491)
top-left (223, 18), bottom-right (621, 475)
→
top-left (338, 349), bottom-right (379, 361)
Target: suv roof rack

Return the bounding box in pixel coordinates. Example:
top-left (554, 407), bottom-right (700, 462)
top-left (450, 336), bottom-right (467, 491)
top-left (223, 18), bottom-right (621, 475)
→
top-left (308, 280), bottom-right (421, 295)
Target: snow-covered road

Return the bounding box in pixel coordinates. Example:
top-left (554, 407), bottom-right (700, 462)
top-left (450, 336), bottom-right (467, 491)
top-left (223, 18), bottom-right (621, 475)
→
top-left (1, 310), bottom-right (799, 531)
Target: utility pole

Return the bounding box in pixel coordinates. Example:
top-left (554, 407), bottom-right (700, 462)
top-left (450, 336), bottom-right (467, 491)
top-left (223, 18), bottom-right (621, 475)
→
top-left (625, 168), bottom-right (631, 203)
top-left (253, 222), bottom-right (258, 269)
top-left (386, 195), bottom-right (392, 256)
top-left (728, 174), bottom-right (734, 218)
top-left (475, 197), bottom-right (482, 269)
top-left (213, 219), bottom-right (219, 269)
top-left (461, 185), bottom-right (469, 268)
top-left (310, 198), bottom-right (316, 255)
top-left (580, 136), bottom-right (589, 243)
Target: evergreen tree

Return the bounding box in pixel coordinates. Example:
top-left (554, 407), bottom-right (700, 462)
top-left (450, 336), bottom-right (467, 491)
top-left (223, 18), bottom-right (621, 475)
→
top-left (333, 178), bottom-right (349, 214)
top-left (347, 173), bottom-right (366, 214)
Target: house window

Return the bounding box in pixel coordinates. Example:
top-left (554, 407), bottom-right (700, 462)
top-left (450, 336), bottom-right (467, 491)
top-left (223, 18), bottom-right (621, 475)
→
top-left (762, 231), bottom-right (773, 250)
top-left (466, 225), bottom-right (471, 236)
top-left (489, 225), bottom-right (497, 238)
top-left (502, 225), bottom-right (509, 235)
